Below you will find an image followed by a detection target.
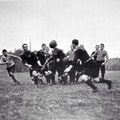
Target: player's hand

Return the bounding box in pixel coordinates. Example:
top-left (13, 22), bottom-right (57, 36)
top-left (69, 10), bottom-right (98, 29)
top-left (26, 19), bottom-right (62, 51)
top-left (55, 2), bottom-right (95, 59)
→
top-left (64, 67), bottom-right (71, 73)
top-left (37, 60), bottom-right (42, 67)
top-left (101, 63), bottom-right (105, 66)
top-left (56, 58), bottom-right (60, 62)
top-left (41, 66), bottom-right (45, 71)
top-left (28, 65), bottom-right (32, 69)
top-left (45, 70), bottom-right (52, 76)
top-left (32, 71), bottom-right (39, 77)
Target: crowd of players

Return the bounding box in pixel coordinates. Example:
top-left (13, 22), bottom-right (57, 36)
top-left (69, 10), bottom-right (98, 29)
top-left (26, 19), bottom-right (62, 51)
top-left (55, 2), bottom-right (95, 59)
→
top-left (0, 39), bottom-right (112, 92)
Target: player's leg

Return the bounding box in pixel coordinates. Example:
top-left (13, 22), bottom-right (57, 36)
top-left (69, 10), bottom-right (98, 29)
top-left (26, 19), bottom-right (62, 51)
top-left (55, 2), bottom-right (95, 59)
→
top-left (75, 71), bottom-right (83, 83)
top-left (47, 62), bottom-right (56, 85)
top-left (29, 69), bottom-right (40, 86)
top-left (96, 61), bottom-right (101, 77)
top-left (94, 77), bottom-right (112, 90)
top-left (29, 69), bottom-right (35, 83)
top-left (32, 70), bottom-right (45, 87)
top-left (45, 75), bottom-right (50, 84)
top-left (57, 64), bottom-right (68, 85)
top-left (101, 64), bottom-right (105, 79)
top-left (68, 67), bottom-right (76, 84)
top-left (7, 65), bottom-right (20, 85)
top-left (75, 64), bottom-right (84, 83)
top-left (50, 73), bottom-right (56, 85)
top-left (44, 69), bottom-right (56, 85)
top-left (80, 74), bottom-right (98, 92)
top-left (43, 65), bottom-right (51, 85)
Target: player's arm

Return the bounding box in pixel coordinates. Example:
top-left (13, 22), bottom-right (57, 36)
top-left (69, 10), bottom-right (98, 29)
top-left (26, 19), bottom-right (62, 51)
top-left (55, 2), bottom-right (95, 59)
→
top-left (24, 63), bottom-right (32, 69)
top-left (91, 51), bottom-right (98, 58)
top-left (90, 51), bottom-right (95, 58)
top-left (35, 52), bottom-right (43, 66)
top-left (0, 57), bottom-right (8, 65)
top-left (20, 55), bottom-right (32, 69)
top-left (37, 60), bottom-right (42, 66)
top-left (0, 60), bottom-right (8, 65)
top-left (9, 54), bottom-right (22, 61)
top-left (64, 50), bottom-right (79, 73)
top-left (102, 51), bottom-right (109, 65)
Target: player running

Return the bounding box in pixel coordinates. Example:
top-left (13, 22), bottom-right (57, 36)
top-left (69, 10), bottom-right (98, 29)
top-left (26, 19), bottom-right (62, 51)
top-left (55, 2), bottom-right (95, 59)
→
top-left (0, 49), bottom-right (21, 85)
top-left (64, 39), bottom-right (112, 92)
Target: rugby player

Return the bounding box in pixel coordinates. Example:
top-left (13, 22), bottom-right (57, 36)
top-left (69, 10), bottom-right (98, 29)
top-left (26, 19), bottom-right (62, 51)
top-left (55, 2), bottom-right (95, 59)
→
top-left (0, 49), bottom-right (21, 85)
top-left (64, 39), bottom-right (112, 92)
top-left (36, 44), bottom-right (53, 85)
top-left (45, 40), bottom-right (66, 85)
top-left (36, 43), bottom-right (46, 66)
top-left (66, 45), bottom-right (78, 84)
top-left (21, 44), bottom-right (42, 86)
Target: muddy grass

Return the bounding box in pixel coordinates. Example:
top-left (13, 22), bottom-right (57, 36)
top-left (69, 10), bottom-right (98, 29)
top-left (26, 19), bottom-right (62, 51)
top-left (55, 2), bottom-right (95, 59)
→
top-left (0, 66), bottom-right (120, 120)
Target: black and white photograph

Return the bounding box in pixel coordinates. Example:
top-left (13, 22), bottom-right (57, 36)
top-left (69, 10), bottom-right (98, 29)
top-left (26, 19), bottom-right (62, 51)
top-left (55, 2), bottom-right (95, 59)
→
top-left (0, 0), bottom-right (120, 120)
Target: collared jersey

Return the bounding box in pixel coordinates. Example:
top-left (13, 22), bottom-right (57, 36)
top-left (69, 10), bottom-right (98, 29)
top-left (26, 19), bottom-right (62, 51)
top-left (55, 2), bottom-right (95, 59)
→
top-left (52, 48), bottom-right (65, 61)
top-left (95, 50), bottom-right (108, 61)
top-left (1, 54), bottom-right (15, 68)
top-left (37, 50), bottom-right (46, 65)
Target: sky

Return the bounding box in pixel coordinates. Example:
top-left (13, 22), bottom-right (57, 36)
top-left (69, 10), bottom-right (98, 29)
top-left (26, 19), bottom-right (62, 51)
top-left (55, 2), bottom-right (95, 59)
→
top-left (0, 0), bottom-right (120, 58)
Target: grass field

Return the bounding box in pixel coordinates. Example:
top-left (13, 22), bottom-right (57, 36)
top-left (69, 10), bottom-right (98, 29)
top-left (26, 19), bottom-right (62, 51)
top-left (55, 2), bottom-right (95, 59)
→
top-left (0, 66), bottom-right (120, 120)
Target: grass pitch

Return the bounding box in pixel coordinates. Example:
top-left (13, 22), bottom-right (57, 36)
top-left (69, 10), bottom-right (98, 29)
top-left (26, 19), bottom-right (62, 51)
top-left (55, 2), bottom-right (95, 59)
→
top-left (0, 66), bottom-right (120, 120)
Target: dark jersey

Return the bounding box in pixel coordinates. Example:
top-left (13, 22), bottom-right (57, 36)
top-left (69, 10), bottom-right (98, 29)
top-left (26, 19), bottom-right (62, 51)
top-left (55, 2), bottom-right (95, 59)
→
top-left (52, 48), bottom-right (65, 61)
top-left (21, 51), bottom-right (38, 67)
top-left (36, 50), bottom-right (46, 65)
top-left (74, 47), bottom-right (90, 64)
top-left (91, 51), bottom-right (97, 61)
top-left (47, 48), bottom-right (66, 76)
top-left (73, 47), bottom-right (98, 78)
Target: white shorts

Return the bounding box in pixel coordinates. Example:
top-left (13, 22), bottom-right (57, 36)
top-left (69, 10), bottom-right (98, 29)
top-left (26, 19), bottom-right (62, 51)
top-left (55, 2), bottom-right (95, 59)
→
top-left (80, 74), bottom-right (90, 81)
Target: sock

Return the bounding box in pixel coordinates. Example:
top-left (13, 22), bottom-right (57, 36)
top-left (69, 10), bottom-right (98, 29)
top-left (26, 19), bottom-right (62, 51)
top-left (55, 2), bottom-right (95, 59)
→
top-left (99, 78), bottom-right (112, 89)
top-left (10, 74), bottom-right (18, 83)
top-left (85, 79), bottom-right (97, 90)
top-left (101, 73), bottom-right (104, 79)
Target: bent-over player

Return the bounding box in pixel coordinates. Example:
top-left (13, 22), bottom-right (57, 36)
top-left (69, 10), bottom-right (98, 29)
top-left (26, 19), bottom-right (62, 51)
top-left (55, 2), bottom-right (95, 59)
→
top-left (21, 44), bottom-right (42, 87)
top-left (64, 39), bottom-right (112, 92)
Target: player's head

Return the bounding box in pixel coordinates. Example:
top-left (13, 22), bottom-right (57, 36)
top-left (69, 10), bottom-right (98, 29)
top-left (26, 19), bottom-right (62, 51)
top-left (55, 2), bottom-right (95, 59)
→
top-left (95, 45), bottom-right (99, 50)
top-left (100, 43), bottom-right (104, 50)
top-left (49, 40), bottom-right (57, 49)
top-left (34, 50), bottom-right (37, 55)
top-left (72, 39), bottom-right (79, 49)
top-left (2, 49), bottom-right (8, 56)
top-left (41, 43), bottom-right (46, 51)
top-left (79, 44), bottom-right (85, 51)
top-left (22, 43), bottom-right (28, 51)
